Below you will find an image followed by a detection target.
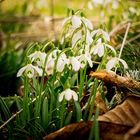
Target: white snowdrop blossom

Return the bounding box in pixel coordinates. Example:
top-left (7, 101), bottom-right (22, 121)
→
top-left (86, 30), bottom-right (93, 46)
top-left (77, 53), bottom-right (93, 68)
top-left (28, 51), bottom-right (46, 67)
top-left (71, 15), bottom-right (82, 29)
top-left (48, 49), bottom-right (60, 60)
top-left (68, 57), bottom-right (81, 71)
top-left (91, 39), bottom-right (105, 57)
top-left (106, 57), bottom-right (128, 71)
top-left (91, 39), bottom-right (116, 57)
top-left (91, 29), bottom-right (110, 41)
top-left (81, 17), bottom-right (93, 30)
top-left (45, 59), bottom-right (55, 75)
top-left (45, 49), bottom-right (60, 75)
top-left (17, 64), bottom-right (43, 78)
top-left (58, 88), bottom-right (78, 102)
top-left (56, 53), bottom-right (68, 72)
top-left (72, 30), bottom-right (82, 47)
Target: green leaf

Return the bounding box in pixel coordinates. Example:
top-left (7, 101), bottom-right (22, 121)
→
top-left (42, 97), bottom-right (49, 130)
top-left (74, 101), bottom-right (82, 122)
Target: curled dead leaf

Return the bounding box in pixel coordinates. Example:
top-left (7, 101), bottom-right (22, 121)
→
top-left (43, 121), bottom-right (138, 140)
top-left (90, 70), bottom-right (140, 94)
top-left (98, 96), bottom-right (140, 126)
top-left (44, 96), bottom-right (140, 140)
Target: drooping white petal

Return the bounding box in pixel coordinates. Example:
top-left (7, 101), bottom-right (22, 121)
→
top-left (56, 58), bottom-right (64, 72)
top-left (17, 65), bottom-right (28, 77)
top-left (72, 91), bottom-right (78, 101)
top-left (85, 53), bottom-right (93, 67)
top-left (98, 44), bottom-right (104, 57)
top-left (59, 89), bottom-right (78, 102)
top-left (78, 53), bottom-right (93, 68)
top-left (28, 52), bottom-right (36, 61)
top-left (72, 30), bottom-right (82, 47)
top-left (85, 44), bottom-right (90, 54)
top-left (82, 17), bottom-right (93, 30)
top-left (56, 54), bottom-right (67, 72)
top-left (58, 91), bottom-right (65, 102)
top-left (71, 15), bottom-right (81, 29)
top-left (118, 58), bottom-right (128, 69)
top-left (106, 57), bottom-right (117, 70)
top-left (77, 55), bottom-right (87, 68)
top-left (40, 52), bottom-right (47, 61)
top-left (70, 57), bottom-right (81, 71)
top-left (91, 45), bottom-right (98, 55)
top-left (65, 89), bottom-right (73, 101)
top-left (32, 65), bottom-right (43, 76)
top-left (51, 49), bottom-right (60, 59)
top-left (86, 30), bottom-right (93, 45)
top-left (28, 51), bottom-right (47, 67)
top-left (45, 59), bottom-right (55, 75)
top-left (91, 39), bottom-right (105, 57)
top-left (91, 29), bottom-right (110, 41)
top-left (102, 30), bottom-right (110, 41)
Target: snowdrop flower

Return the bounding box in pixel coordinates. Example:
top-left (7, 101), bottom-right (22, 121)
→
top-left (45, 49), bottom-right (61, 75)
top-left (48, 49), bottom-right (60, 60)
top-left (82, 17), bottom-right (93, 30)
top-left (91, 29), bottom-right (110, 41)
top-left (45, 59), bottom-right (55, 75)
top-left (68, 57), bottom-right (81, 71)
top-left (72, 30), bottom-right (82, 47)
top-left (91, 39), bottom-right (116, 57)
top-left (28, 51), bottom-right (46, 67)
top-left (86, 30), bottom-right (93, 46)
top-left (17, 64), bottom-right (43, 78)
top-left (56, 53), bottom-right (68, 72)
top-left (106, 57), bottom-right (128, 71)
top-left (77, 53), bottom-right (93, 68)
top-left (71, 15), bottom-right (82, 29)
top-left (58, 88), bottom-right (78, 102)
top-left (91, 39), bottom-right (104, 57)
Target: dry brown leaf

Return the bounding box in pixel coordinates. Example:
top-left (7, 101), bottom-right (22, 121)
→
top-left (90, 70), bottom-right (140, 94)
top-left (43, 121), bottom-right (138, 140)
top-left (44, 96), bottom-right (140, 140)
top-left (98, 96), bottom-right (140, 126)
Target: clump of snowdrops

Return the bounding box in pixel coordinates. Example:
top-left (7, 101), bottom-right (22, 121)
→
top-left (16, 10), bottom-right (128, 139)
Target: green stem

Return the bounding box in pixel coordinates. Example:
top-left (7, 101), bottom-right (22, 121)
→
top-left (23, 77), bottom-right (30, 123)
top-left (59, 100), bottom-right (66, 128)
top-left (88, 79), bottom-right (98, 120)
top-left (83, 79), bottom-right (98, 120)
top-left (79, 66), bottom-right (87, 98)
